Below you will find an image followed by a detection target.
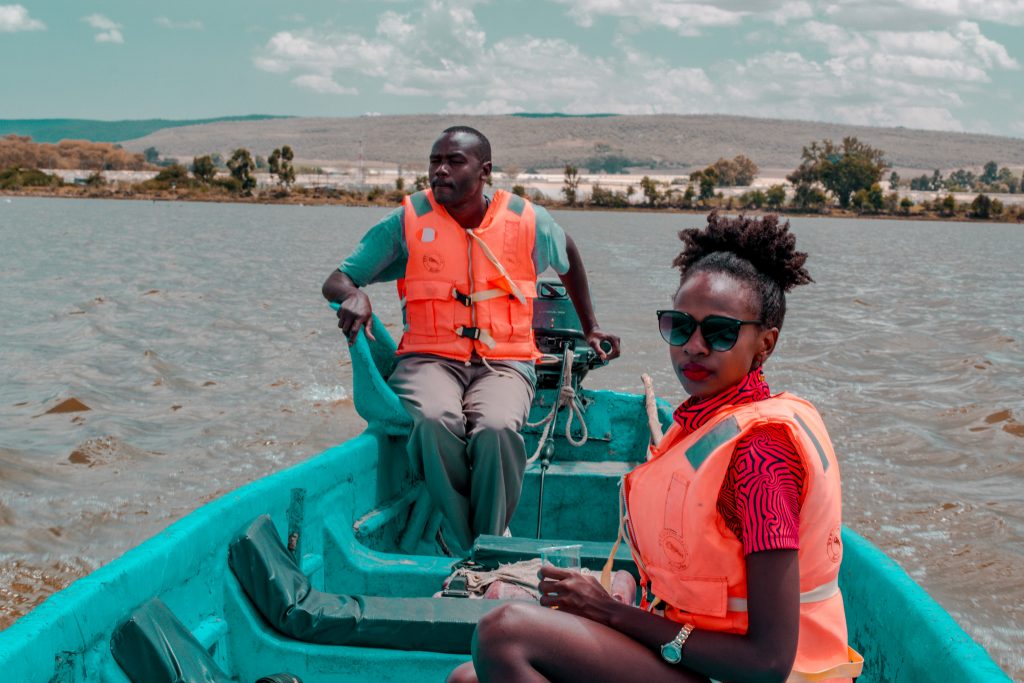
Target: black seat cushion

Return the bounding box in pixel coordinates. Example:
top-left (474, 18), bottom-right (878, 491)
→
top-left (110, 598), bottom-right (232, 683)
top-left (228, 515), bottom-right (503, 653)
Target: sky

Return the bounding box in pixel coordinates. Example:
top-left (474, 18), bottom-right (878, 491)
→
top-left (2, 0), bottom-right (1023, 137)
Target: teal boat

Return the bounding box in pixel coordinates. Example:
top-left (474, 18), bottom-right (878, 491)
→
top-left (0, 287), bottom-right (1012, 682)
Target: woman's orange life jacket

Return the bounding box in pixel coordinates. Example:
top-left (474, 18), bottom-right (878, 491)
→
top-left (623, 393), bottom-right (863, 682)
top-left (396, 189), bottom-right (540, 361)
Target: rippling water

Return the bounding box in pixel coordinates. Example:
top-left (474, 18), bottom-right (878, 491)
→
top-left (1, 198), bottom-right (1021, 677)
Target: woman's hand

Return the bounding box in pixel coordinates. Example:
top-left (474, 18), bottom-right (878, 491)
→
top-left (537, 566), bottom-right (622, 625)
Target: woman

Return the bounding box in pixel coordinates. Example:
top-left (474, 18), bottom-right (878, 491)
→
top-left (448, 213), bottom-right (862, 683)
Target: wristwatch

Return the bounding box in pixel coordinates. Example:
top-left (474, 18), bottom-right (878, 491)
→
top-left (660, 623), bottom-right (695, 664)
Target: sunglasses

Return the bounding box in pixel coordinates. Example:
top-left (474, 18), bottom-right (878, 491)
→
top-left (657, 310), bottom-right (762, 351)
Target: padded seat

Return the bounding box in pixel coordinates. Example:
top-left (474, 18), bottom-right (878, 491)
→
top-left (229, 515), bottom-right (503, 654)
top-left (111, 598), bottom-right (244, 683)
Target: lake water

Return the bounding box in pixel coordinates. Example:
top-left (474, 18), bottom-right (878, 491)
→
top-left (1, 197), bottom-right (1021, 677)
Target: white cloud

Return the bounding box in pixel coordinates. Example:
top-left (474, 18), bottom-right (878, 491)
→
top-left (552, 0), bottom-right (748, 35)
top-left (0, 4), bottom-right (44, 32)
top-left (293, 74), bottom-right (357, 95)
top-left (83, 14), bottom-right (123, 43)
top-left (770, 1), bottom-right (814, 24)
top-left (252, 1), bottom-right (1016, 133)
top-left (155, 16), bottom-right (204, 31)
top-left (896, 0), bottom-right (1024, 25)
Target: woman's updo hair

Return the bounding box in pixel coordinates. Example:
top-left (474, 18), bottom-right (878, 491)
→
top-left (673, 212), bottom-right (812, 330)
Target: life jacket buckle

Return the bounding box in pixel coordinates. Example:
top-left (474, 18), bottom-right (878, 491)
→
top-left (457, 326), bottom-right (482, 340)
top-left (451, 288), bottom-right (473, 307)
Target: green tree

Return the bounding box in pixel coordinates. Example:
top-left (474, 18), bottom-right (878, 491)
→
top-left (787, 137), bottom-right (887, 208)
top-left (766, 184), bottom-right (786, 208)
top-left (268, 145), bottom-right (296, 190)
top-left (970, 193), bottom-right (992, 218)
top-left (790, 183), bottom-right (827, 211)
top-left (511, 184), bottom-right (526, 197)
top-left (562, 164), bottom-right (580, 206)
top-left (227, 148), bottom-right (256, 195)
top-left (681, 184), bottom-right (696, 208)
top-left (931, 169), bottom-right (943, 191)
top-left (589, 182), bottom-right (629, 208)
top-left (996, 167), bottom-right (1017, 193)
top-left (981, 161), bottom-right (998, 185)
top-left (735, 156), bottom-right (758, 186)
top-left (191, 155), bottom-right (216, 184)
top-left (154, 163), bottom-right (189, 186)
top-left (947, 169), bottom-right (976, 191)
top-left (639, 175), bottom-right (663, 206)
top-left (698, 171), bottom-right (716, 201)
top-left (888, 171), bottom-right (900, 190)
top-left (899, 196), bottom-right (914, 214)
top-left (940, 194), bottom-right (956, 216)
top-left (741, 190), bottom-right (767, 208)
top-left (143, 147), bottom-right (160, 164)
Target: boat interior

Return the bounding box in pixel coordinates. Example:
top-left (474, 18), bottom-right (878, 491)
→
top-left (6, 286), bottom-right (1012, 682)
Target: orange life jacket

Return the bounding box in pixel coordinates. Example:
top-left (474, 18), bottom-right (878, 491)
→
top-left (622, 394), bottom-right (863, 682)
top-left (396, 189), bottom-right (540, 361)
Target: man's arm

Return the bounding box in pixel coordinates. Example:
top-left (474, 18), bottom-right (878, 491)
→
top-left (321, 207), bottom-right (407, 345)
top-left (322, 271), bottom-right (375, 345)
top-left (559, 233), bottom-right (621, 360)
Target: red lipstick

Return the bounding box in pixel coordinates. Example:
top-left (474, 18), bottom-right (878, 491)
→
top-left (682, 364), bottom-right (711, 381)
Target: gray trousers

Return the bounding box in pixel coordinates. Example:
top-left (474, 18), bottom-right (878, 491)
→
top-left (388, 355), bottom-right (535, 554)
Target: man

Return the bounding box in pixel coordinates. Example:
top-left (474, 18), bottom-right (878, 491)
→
top-left (323, 126), bottom-right (619, 555)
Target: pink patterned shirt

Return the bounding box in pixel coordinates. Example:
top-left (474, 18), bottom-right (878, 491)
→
top-left (673, 368), bottom-right (805, 555)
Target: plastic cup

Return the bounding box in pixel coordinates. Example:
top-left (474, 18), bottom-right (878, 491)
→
top-left (540, 544), bottom-right (582, 571)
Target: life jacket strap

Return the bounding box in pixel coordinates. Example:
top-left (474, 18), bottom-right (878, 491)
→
top-left (452, 287), bottom-right (511, 306)
top-left (787, 647), bottom-right (864, 682)
top-left (455, 326), bottom-right (496, 349)
top-left (726, 577), bottom-right (840, 613)
top-left (466, 229), bottom-right (527, 304)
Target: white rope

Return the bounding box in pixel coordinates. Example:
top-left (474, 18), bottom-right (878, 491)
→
top-left (465, 229), bottom-right (526, 304)
top-left (526, 347), bottom-right (588, 464)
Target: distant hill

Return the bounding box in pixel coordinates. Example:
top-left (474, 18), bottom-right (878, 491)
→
top-left (0, 115), bottom-right (289, 144)
top-left (119, 113), bottom-right (1024, 175)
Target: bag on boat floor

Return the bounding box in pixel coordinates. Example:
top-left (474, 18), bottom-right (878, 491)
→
top-left (229, 515), bottom-right (503, 653)
top-left (437, 558), bottom-right (637, 605)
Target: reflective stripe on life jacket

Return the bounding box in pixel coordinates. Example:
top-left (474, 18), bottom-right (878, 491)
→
top-left (396, 189), bottom-right (539, 361)
top-left (622, 393), bottom-right (863, 681)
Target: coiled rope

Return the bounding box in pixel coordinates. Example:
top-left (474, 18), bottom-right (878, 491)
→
top-left (526, 347), bottom-right (588, 464)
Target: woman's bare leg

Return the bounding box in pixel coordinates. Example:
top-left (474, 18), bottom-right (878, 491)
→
top-left (446, 661), bottom-right (478, 683)
top-left (469, 602), bottom-right (710, 683)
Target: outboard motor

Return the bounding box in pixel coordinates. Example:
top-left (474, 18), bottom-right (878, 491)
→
top-left (532, 280), bottom-right (609, 391)
top-left (529, 280), bottom-right (611, 538)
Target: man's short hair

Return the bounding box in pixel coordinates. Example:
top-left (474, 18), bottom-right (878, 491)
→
top-left (441, 125), bottom-right (492, 164)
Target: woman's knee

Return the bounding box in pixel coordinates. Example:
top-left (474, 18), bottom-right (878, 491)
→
top-left (445, 661), bottom-right (478, 683)
top-left (474, 602), bottom-right (540, 654)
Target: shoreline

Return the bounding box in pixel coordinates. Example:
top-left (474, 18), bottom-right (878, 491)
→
top-left (3, 186), bottom-right (1023, 224)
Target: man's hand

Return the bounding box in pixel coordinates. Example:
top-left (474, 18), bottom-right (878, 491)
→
top-left (336, 289), bottom-right (376, 345)
top-left (586, 327), bottom-right (621, 361)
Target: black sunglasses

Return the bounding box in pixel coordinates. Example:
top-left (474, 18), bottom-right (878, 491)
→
top-left (657, 310), bottom-right (762, 351)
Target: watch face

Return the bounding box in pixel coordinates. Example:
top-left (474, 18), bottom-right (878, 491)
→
top-left (661, 643), bottom-right (682, 664)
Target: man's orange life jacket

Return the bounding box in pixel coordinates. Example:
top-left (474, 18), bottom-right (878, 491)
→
top-left (396, 189), bottom-right (540, 361)
top-left (622, 394), bottom-right (863, 682)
